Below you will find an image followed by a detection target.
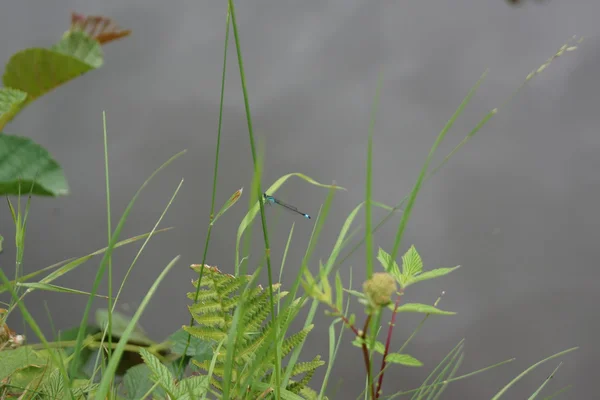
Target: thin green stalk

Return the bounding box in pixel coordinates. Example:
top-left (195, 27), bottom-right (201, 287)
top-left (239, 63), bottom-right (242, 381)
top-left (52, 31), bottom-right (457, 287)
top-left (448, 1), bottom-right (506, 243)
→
top-left (336, 39), bottom-right (580, 275)
top-left (228, 0), bottom-right (281, 397)
top-left (102, 111), bottom-right (114, 362)
top-left (490, 347), bottom-right (578, 400)
top-left (68, 150), bottom-right (185, 380)
top-left (281, 189), bottom-right (336, 387)
top-left (365, 72), bottom-right (384, 279)
top-left (180, 4), bottom-right (231, 376)
top-left (387, 71), bottom-right (487, 270)
top-left (113, 179), bottom-right (184, 309)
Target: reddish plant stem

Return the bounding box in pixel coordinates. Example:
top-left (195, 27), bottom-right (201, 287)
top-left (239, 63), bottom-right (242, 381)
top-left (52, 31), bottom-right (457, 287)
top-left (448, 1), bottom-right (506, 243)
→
top-left (362, 314), bottom-right (375, 400)
top-left (375, 295), bottom-right (402, 399)
top-left (331, 305), bottom-right (360, 336)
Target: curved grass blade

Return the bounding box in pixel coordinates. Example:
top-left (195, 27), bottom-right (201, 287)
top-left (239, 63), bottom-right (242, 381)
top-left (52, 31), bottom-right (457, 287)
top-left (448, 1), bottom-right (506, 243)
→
top-left (235, 172), bottom-right (345, 267)
top-left (70, 150), bottom-right (185, 380)
top-left (94, 256), bottom-right (180, 399)
top-left (490, 347), bottom-right (578, 400)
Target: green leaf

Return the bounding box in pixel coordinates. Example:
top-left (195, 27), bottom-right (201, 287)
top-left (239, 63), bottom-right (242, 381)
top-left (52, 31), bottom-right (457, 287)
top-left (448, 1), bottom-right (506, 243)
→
top-left (139, 348), bottom-right (177, 395)
top-left (3, 32), bottom-right (103, 109)
top-left (212, 187), bottom-right (244, 225)
top-left (352, 337), bottom-right (385, 354)
top-left (0, 346), bottom-right (45, 381)
top-left (394, 303), bottom-right (455, 315)
top-left (0, 234), bottom-right (3, 253)
top-left (335, 271), bottom-right (343, 310)
top-left (175, 375), bottom-right (209, 399)
top-left (320, 262), bottom-right (332, 304)
top-left (385, 353), bottom-right (423, 367)
top-left (0, 134), bottom-right (69, 196)
top-left (56, 324), bottom-right (99, 379)
top-left (377, 247), bottom-right (400, 277)
top-left (342, 288), bottom-right (366, 300)
top-left (123, 364), bottom-right (157, 400)
top-left (95, 309), bottom-right (153, 345)
top-left (401, 245), bottom-right (422, 277)
top-left (50, 31), bottom-right (104, 68)
top-left (167, 329), bottom-right (213, 361)
top-left (93, 255), bottom-right (179, 399)
top-left (406, 266), bottom-right (461, 287)
top-left (0, 88), bottom-right (27, 129)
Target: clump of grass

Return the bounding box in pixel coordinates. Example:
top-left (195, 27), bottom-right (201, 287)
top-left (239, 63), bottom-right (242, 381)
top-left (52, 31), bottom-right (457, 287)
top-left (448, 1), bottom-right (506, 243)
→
top-left (0, 3), bottom-right (583, 400)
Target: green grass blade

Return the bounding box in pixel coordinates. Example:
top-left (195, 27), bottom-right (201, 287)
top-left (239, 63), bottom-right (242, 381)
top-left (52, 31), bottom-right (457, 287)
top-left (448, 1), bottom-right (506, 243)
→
top-left (0, 269), bottom-right (75, 400)
top-left (94, 255), bottom-right (180, 399)
top-left (527, 362), bottom-right (563, 400)
top-left (113, 179), bottom-right (184, 310)
top-left (388, 71), bottom-right (488, 270)
top-left (179, 4), bottom-right (230, 376)
top-left (365, 72), bottom-right (384, 279)
top-left (69, 150), bottom-right (185, 379)
top-left (543, 385), bottom-right (572, 400)
top-left (490, 347), bottom-right (578, 400)
top-left (236, 172), bottom-right (345, 268)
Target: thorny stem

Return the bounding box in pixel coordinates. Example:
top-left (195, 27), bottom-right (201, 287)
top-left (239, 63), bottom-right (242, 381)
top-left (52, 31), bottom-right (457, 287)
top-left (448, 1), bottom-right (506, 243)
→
top-left (375, 295), bottom-right (402, 398)
top-left (362, 314), bottom-right (375, 400)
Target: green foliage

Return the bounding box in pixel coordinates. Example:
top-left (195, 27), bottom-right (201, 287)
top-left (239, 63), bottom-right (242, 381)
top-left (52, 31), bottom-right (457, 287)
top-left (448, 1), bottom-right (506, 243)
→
top-left (184, 264), bottom-right (324, 398)
top-left (0, 346), bottom-right (97, 398)
top-left (378, 246), bottom-right (460, 289)
top-left (0, 16), bottom-right (129, 197)
top-left (3, 31), bottom-right (103, 113)
top-left (0, 134), bottom-right (69, 196)
top-left (139, 348), bottom-right (210, 399)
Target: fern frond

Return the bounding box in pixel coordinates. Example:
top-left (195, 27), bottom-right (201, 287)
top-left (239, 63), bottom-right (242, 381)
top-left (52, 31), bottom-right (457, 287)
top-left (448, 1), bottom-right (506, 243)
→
top-left (289, 356), bottom-right (324, 378)
top-left (183, 325), bottom-right (226, 342)
top-left (185, 264), bottom-right (323, 398)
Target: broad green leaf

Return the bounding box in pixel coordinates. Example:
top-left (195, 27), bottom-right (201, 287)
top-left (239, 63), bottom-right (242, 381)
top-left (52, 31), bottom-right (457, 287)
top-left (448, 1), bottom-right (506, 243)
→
top-left (406, 266), bottom-right (461, 287)
top-left (167, 329), bottom-right (213, 361)
top-left (95, 309), bottom-right (153, 345)
top-left (385, 353), bottom-right (423, 367)
top-left (394, 303), bottom-right (455, 315)
top-left (56, 324), bottom-right (99, 379)
top-left (212, 187), bottom-right (244, 225)
top-left (0, 346), bottom-right (45, 381)
top-left (0, 88), bottom-right (27, 129)
top-left (2, 364), bottom-right (45, 394)
top-left (401, 245), bottom-right (422, 277)
top-left (140, 348), bottom-right (177, 395)
top-left (123, 364), bottom-right (158, 400)
top-left (50, 31), bottom-right (103, 68)
top-left (377, 247), bottom-right (400, 277)
top-left (0, 134), bottom-right (68, 196)
top-left (175, 375), bottom-right (209, 398)
top-left (3, 32), bottom-right (103, 109)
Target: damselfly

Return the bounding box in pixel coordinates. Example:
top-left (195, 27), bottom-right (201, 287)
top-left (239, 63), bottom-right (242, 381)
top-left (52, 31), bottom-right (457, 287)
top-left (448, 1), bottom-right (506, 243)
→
top-left (263, 193), bottom-right (311, 219)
